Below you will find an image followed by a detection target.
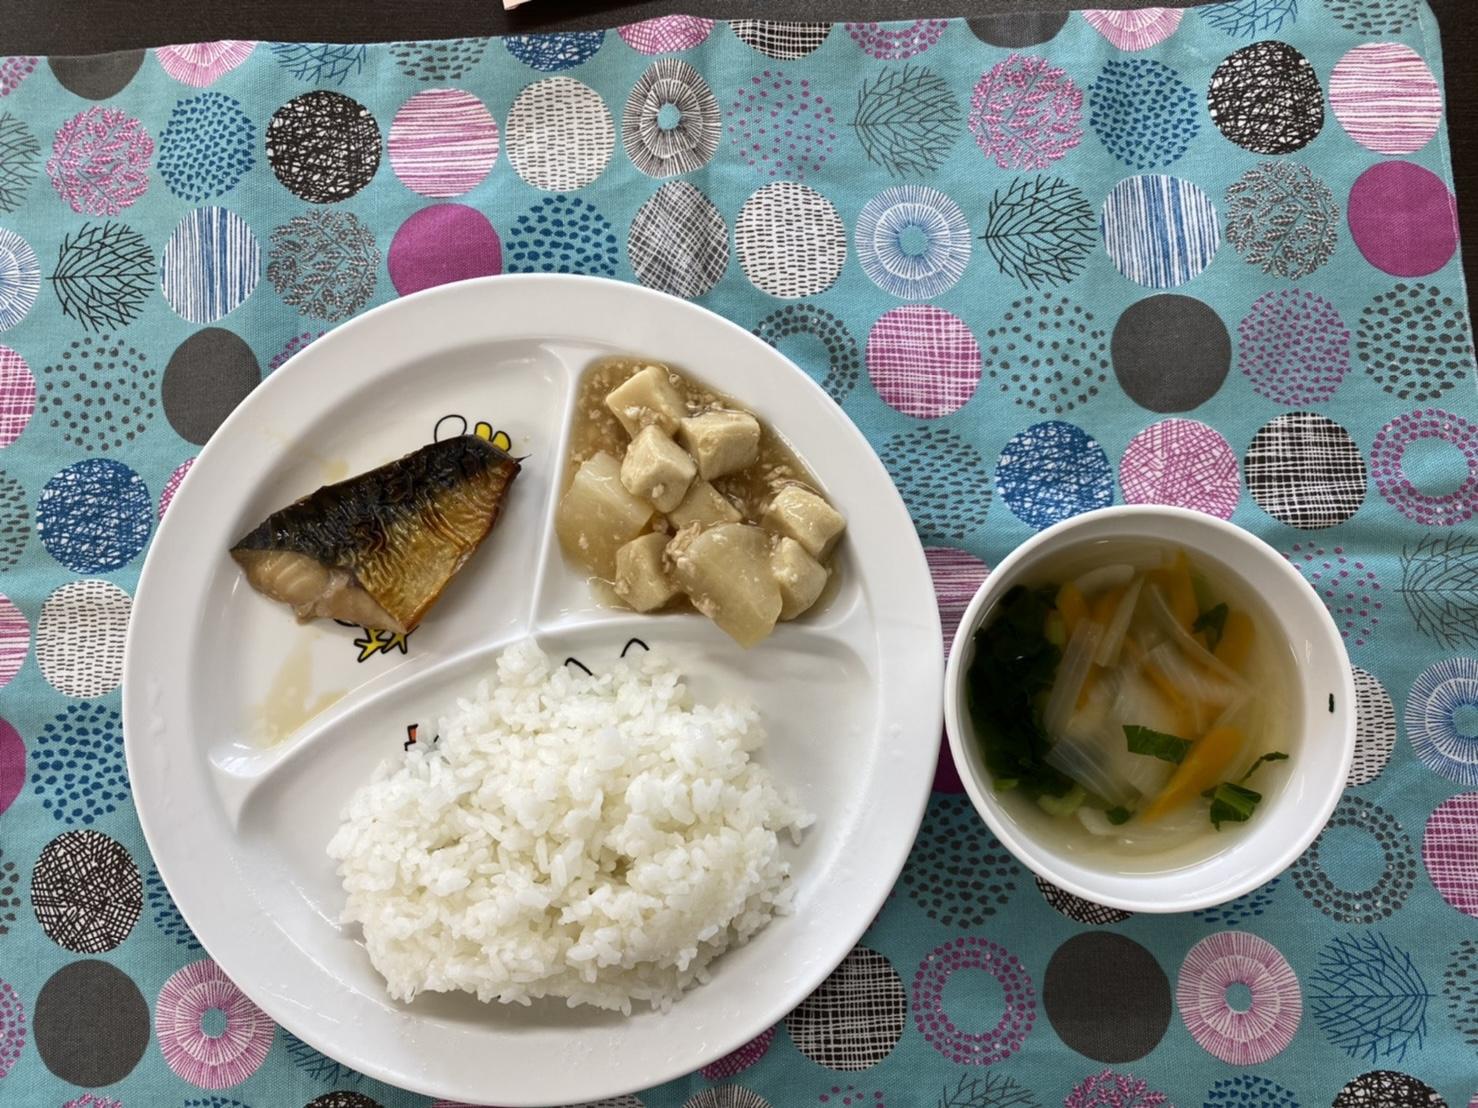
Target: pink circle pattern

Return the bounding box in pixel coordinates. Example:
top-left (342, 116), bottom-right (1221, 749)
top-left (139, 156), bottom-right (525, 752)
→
top-left (389, 89), bottom-right (500, 198)
top-left (0, 978), bottom-right (22, 1078)
top-left (155, 959), bottom-right (274, 1088)
top-left (154, 41), bottom-right (256, 86)
top-left (969, 53), bottom-right (1083, 170)
top-left (700, 1025), bottom-right (775, 1078)
top-left (158, 458), bottom-right (195, 520)
top-left (1176, 931), bottom-right (1301, 1064)
top-left (728, 72), bottom-right (837, 181)
top-left (0, 57), bottom-right (36, 97)
top-left (1119, 418), bottom-right (1240, 519)
top-left (617, 16), bottom-right (715, 54)
top-left (1082, 8), bottom-right (1184, 50)
top-left (867, 306), bottom-right (981, 419)
top-left (0, 716), bottom-right (23, 815)
top-left (912, 936), bottom-right (1035, 1064)
top-left (0, 345), bottom-right (35, 448)
top-left (928, 547), bottom-right (988, 795)
top-left (844, 20), bottom-right (949, 60)
top-left (927, 547), bottom-right (989, 659)
top-left (1238, 289), bottom-right (1350, 406)
top-left (1370, 408), bottom-right (1478, 526)
top-left (1329, 43), bottom-right (1442, 155)
top-left (1065, 1070), bottom-right (1168, 1108)
top-left (64, 1098), bottom-right (124, 1108)
top-left (47, 107), bottom-right (154, 216)
top-left (1425, 792), bottom-right (1478, 918)
top-left (0, 595), bottom-right (26, 689)
top-left (818, 1088), bottom-right (886, 1107)
top-left (1285, 544), bottom-right (1382, 647)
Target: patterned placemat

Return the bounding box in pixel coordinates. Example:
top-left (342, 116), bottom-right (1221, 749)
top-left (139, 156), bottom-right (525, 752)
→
top-left (0, 3), bottom-right (1474, 1106)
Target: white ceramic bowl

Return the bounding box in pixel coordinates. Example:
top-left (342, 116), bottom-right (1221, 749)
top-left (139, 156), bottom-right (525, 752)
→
top-left (943, 505), bottom-right (1355, 913)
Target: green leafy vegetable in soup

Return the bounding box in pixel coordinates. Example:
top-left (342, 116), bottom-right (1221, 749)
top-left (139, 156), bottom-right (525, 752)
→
top-left (964, 546), bottom-right (1291, 849)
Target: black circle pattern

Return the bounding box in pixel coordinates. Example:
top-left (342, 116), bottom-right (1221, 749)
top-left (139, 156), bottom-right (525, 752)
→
top-left (967, 11), bottom-right (1068, 47)
top-left (1244, 412), bottom-right (1367, 529)
top-left (984, 294), bottom-right (1109, 416)
top-left (1035, 876), bottom-right (1131, 925)
top-left (0, 470), bottom-right (27, 571)
top-left (163, 328), bottom-right (261, 446)
top-left (752, 305), bottom-right (860, 405)
top-left (1042, 932), bottom-right (1170, 1063)
top-left (1358, 283), bottom-right (1473, 404)
top-left (877, 428), bottom-right (992, 544)
top-left (30, 829), bottom-right (141, 953)
top-left (1332, 1071), bottom-right (1445, 1108)
top-left (305, 1095), bottom-right (384, 1108)
top-left (622, 59), bottom-right (721, 178)
top-left (41, 336), bottom-right (156, 452)
top-left (785, 946), bottom-right (907, 1070)
top-left (1208, 41), bottom-right (1324, 155)
top-left (1112, 295), bottom-right (1230, 413)
top-left (266, 91), bottom-right (382, 204)
top-left (1290, 796), bottom-right (1415, 923)
top-left (1442, 938), bottom-right (1478, 1048)
top-left (0, 848), bottom-right (19, 936)
top-left (901, 794), bottom-right (1019, 927)
top-left (33, 959), bottom-right (150, 1085)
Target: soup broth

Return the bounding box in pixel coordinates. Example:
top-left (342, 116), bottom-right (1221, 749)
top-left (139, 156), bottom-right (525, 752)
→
top-left (964, 538), bottom-right (1297, 869)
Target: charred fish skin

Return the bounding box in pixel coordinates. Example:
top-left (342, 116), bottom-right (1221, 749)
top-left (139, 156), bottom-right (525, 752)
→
top-left (231, 435), bottom-right (520, 633)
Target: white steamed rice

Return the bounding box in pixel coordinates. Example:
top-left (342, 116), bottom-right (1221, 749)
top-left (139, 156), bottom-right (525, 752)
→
top-left (326, 639), bottom-right (812, 1013)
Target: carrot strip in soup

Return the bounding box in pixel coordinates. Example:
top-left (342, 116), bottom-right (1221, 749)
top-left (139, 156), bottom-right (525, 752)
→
top-left (1215, 610), bottom-right (1254, 672)
top-left (1057, 582), bottom-right (1088, 635)
top-left (1141, 724), bottom-right (1244, 821)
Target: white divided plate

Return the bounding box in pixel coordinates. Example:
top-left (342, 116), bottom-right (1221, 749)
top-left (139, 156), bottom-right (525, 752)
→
top-left (123, 275), bottom-right (943, 1106)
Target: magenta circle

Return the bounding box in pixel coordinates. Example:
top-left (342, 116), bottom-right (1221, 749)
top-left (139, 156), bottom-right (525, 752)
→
top-left (1329, 44), bottom-right (1441, 155)
top-left (1348, 161), bottom-right (1458, 277)
top-left (0, 346), bottom-right (35, 448)
top-left (1370, 408), bottom-right (1478, 525)
top-left (617, 16), bottom-right (714, 54)
top-left (388, 204), bottom-right (502, 297)
top-left (1237, 289), bottom-right (1350, 406)
top-left (0, 716), bottom-right (22, 817)
top-left (912, 936), bottom-right (1035, 1064)
top-left (867, 306), bottom-right (981, 419)
top-left (1120, 418), bottom-right (1240, 519)
top-left (1176, 931), bottom-right (1301, 1064)
top-left (0, 595), bottom-right (26, 689)
top-left (1425, 792), bottom-right (1478, 918)
top-left (156, 959), bottom-right (274, 1088)
top-left (158, 458), bottom-right (195, 520)
top-left (389, 89), bottom-right (499, 198)
top-left (700, 1025), bottom-right (775, 1079)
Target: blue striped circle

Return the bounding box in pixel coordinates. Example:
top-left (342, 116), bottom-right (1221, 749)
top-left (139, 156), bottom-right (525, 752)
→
top-left (160, 207), bottom-right (261, 324)
top-left (1100, 174), bottom-right (1220, 288)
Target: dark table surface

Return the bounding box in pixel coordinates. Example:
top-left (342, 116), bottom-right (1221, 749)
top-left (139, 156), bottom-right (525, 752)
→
top-left (4, 0), bottom-right (1473, 298)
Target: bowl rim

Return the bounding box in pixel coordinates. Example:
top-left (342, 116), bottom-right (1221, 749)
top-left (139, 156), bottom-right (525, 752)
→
top-left (942, 504), bottom-right (1356, 913)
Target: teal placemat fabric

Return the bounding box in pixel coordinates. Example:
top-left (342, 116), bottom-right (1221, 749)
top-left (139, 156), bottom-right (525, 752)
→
top-left (0, 4), bottom-right (1476, 1106)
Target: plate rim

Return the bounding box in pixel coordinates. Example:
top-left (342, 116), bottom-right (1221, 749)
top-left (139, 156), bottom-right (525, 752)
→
top-left (123, 274), bottom-right (943, 1104)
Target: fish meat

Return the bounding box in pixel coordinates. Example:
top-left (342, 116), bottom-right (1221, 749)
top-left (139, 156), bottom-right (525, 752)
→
top-left (231, 435), bottom-right (520, 633)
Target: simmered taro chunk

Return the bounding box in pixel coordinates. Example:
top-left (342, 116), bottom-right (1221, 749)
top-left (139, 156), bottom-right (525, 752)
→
top-left (771, 536), bottom-right (828, 620)
top-left (621, 425), bottom-right (697, 513)
top-left (605, 365), bottom-right (687, 438)
top-left (556, 451), bottom-right (655, 578)
top-left (678, 410), bottom-right (761, 481)
top-left (667, 523), bottom-right (781, 647)
top-left (762, 485), bottom-right (846, 560)
top-left (614, 532), bottom-right (679, 612)
top-left (667, 478), bottom-right (742, 530)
